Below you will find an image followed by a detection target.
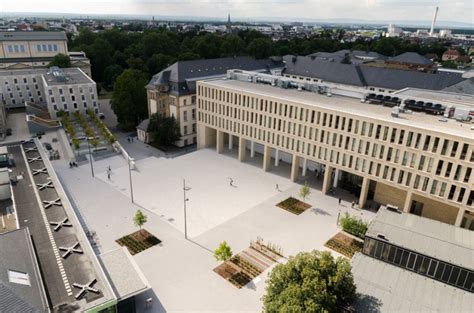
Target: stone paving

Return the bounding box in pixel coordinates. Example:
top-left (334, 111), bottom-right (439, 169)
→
top-left (53, 148), bottom-right (376, 312)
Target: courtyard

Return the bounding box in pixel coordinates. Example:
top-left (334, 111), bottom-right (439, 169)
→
top-left (53, 147), bottom-right (376, 312)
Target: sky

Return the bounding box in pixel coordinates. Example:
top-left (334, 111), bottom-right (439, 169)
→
top-left (1, 0), bottom-right (473, 24)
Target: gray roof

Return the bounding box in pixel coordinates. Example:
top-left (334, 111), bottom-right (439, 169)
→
top-left (98, 248), bottom-right (149, 300)
top-left (283, 55), bottom-right (366, 86)
top-left (283, 55), bottom-right (464, 91)
top-left (0, 31), bottom-right (67, 41)
top-left (137, 118), bottom-right (150, 131)
top-left (352, 253), bottom-right (473, 312)
top-left (443, 78), bottom-right (474, 95)
top-left (389, 52), bottom-right (433, 65)
top-left (43, 67), bottom-right (93, 86)
top-left (307, 49), bottom-right (387, 64)
top-left (366, 207), bottom-right (474, 269)
top-left (147, 56), bottom-right (284, 95)
top-left (0, 228), bottom-right (49, 312)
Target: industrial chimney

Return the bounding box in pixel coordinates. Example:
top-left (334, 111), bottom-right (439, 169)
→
top-left (429, 6), bottom-right (439, 36)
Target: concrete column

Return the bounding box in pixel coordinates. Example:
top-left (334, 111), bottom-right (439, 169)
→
top-left (290, 154), bottom-right (300, 182)
top-left (216, 130), bottom-right (224, 154)
top-left (263, 145), bottom-right (271, 172)
top-left (322, 166), bottom-right (333, 194)
top-left (332, 168), bottom-right (340, 188)
top-left (228, 134), bottom-right (233, 150)
top-left (274, 149), bottom-right (279, 167)
top-left (238, 137), bottom-right (246, 162)
top-left (302, 158), bottom-right (307, 176)
top-left (250, 141), bottom-right (255, 158)
top-left (455, 208), bottom-right (465, 227)
top-left (359, 177), bottom-right (370, 209)
top-left (403, 190), bottom-right (413, 213)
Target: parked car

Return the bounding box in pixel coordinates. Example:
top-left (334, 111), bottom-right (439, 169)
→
top-left (99, 113), bottom-right (105, 119)
top-left (6, 128), bottom-right (12, 136)
top-left (43, 143), bottom-right (53, 151)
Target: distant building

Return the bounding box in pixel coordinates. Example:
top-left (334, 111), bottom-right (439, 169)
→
top-left (352, 207), bottom-right (473, 311)
top-left (0, 31), bottom-right (91, 76)
top-left (443, 48), bottom-right (461, 61)
top-left (439, 29), bottom-right (452, 38)
top-left (386, 24), bottom-right (402, 37)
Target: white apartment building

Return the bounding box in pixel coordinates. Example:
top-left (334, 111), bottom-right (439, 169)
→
top-left (197, 71), bottom-right (474, 230)
top-left (0, 67), bottom-right (98, 118)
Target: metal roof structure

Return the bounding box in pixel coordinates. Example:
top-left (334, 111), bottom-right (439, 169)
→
top-left (282, 55), bottom-right (464, 91)
top-left (365, 207), bottom-right (474, 269)
top-left (388, 52), bottom-right (433, 65)
top-left (0, 228), bottom-right (49, 312)
top-left (0, 31), bottom-right (67, 42)
top-left (352, 253), bottom-right (473, 312)
top-left (147, 56), bottom-right (284, 95)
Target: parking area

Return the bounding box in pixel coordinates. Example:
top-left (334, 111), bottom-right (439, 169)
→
top-left (54, 148), bottom-right (376, 312)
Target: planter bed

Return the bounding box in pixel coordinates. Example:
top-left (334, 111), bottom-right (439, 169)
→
top-left (116, 229), bottom-right (161, 255)
top-left (324, 231), bottom-right (364, 258)
top-left (276, 197), bottom-right (311, 215)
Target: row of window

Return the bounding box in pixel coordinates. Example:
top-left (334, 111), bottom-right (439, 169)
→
top-left (52, 101), bottom-right (97, 111)
top-left (198, 86), bottom-right (472, 163)
top-left (48, 86), bottom-right (94, 95)
top-left (182, 109), bottom-right (196, 122)
top-left (363, 237), bottom-right (473, 292)
top-left (198, 107), bottom-right (474, 206)
top-left (182, 123), bottom-right (197, 136)
top-left (36, 43), bottom-right (59, 52)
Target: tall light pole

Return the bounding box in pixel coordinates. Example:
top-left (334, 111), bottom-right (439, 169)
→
top-left (86, 137), bottom-right (94, 178)
top-left (128, 157), bottom-right (135, 204)
top-left (183, 179), bottom-right (191, 239)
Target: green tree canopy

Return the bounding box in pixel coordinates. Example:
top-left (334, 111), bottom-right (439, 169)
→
top-left (214, 241), bottom-right (233, 262)
top-left (263, 250), bottom-right (356, 312)
top-left (147, 53), bottom-right (175, 75)
top-left (48, 53), bottom-right (71, 68)
top-left (133, 210), bottom-right (147, 230)
top-left (299, 181), bottom-right (311, 201)
top-left (111, 69), bottom-right (148, 130)
top-left (147, 113), bottom-right (181, 146)
top-left (103, 64), bottom-right (123, 87)
top-left (221, 35), bottom-right (245, 57)
top-left (247, 38), bottom-right (274, 59)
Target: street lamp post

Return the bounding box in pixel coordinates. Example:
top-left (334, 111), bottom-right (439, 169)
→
top-left (128, 157), bottom-right (135, 204)
top-left (86, 137), bottom-right (94, 178)
top-left (183, 179), bottom-right (190, 239)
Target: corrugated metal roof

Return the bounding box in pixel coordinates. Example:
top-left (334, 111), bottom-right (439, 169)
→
top-left (0, 31), bottom-right (67, 41)
top-left (389, 52), bottom-right (433, 65)
top-left (352, 253), bottom-right (473, 312)
top-left (366, 207), bottom-right (474, 269)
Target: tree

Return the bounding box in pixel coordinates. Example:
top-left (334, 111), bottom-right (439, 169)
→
top-left (247, 38), bottom-right (274, 59)
top-left (147, 114), bottom-right (181, 146)
top-left (147, 53), bottom-right (175, 75)
top-left (48, 53), bottom-right (71, 68)
top-left (221, 35), bottom-right (245, 57)
top-left (299, 181), bottom-right (311, 201)
top-left (133, 210), bottom-right (147, 231)
top-left (111, 69), bottom-right (149, 130)
top-left (214, 241), bottom-right (232, 262)
top-left (263, 250), bottom-right (356, 312)
top-left (103, 64), bottom-right (123, 88)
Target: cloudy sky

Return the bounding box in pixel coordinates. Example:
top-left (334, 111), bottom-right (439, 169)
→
top-left (1, 0), bottom-right (473, 24)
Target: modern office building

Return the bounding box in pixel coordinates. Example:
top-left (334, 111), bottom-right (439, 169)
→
top-left (144, 56), bottom-right (284, 146)
top-left (0, 67), bottom-right (98, 116)
top-left (0, 31), bottom-right (91, 76)
top-left (352, 207), bottom-right (473, 311)
top-left (197, 70), bottom-right (474, 229)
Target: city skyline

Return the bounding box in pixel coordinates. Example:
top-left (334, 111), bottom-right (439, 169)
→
top-left (1, 0), bottom-right (473, 25)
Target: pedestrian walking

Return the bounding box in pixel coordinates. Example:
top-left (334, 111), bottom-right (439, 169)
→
top-left (338, 198), bottom-right (342, 205)
top-left (107, 170), bottom-right (111, 180)
top-left (229, 177), bottom-right (234, 187)
top-left (276, 184), bottom-right (279, 191)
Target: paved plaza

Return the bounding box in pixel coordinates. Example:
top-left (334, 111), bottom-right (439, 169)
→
top-left (53, 146), bottom-right (376, 312)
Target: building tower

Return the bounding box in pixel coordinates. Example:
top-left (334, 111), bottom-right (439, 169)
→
top-left (429, 6), bottom-right (439, 36)
top-left (226, 13), bottom-right (232, 33)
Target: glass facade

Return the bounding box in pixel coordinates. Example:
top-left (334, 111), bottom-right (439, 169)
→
top-left (363, 236), bottom-right (473, 292)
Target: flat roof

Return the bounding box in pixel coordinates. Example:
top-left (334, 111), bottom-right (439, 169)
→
top-left (0, 228), bottom-right (49, 312)
top-left (395, 88), bottom-right (474, 108)
top-left (43, 68), bottom-right (93, 86)
top-left (0, 31), bottom-right (67, 41)
top-left (202, 79), bottom-right (474, 140)
top-left (98, 248), bottom-right (149, 300)
top-left (8, 140), bottom-right (114, 311)
top-left (366, 207), bottom-right (474, 269)
top-left (352, 253), bottom-right (473, 312)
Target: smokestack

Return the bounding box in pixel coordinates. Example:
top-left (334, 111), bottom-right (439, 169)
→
top-left (430, 6), bottom-right (439, 36)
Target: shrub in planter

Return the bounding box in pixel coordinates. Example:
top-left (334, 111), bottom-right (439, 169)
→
top-left (339, 213), bottom-right (368, 239)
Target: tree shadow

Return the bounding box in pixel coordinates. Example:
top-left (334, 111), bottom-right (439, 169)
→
top-left (355, 294), bottom-right (383, 313)
top-left (310, 207), bottom-right (332, 216)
